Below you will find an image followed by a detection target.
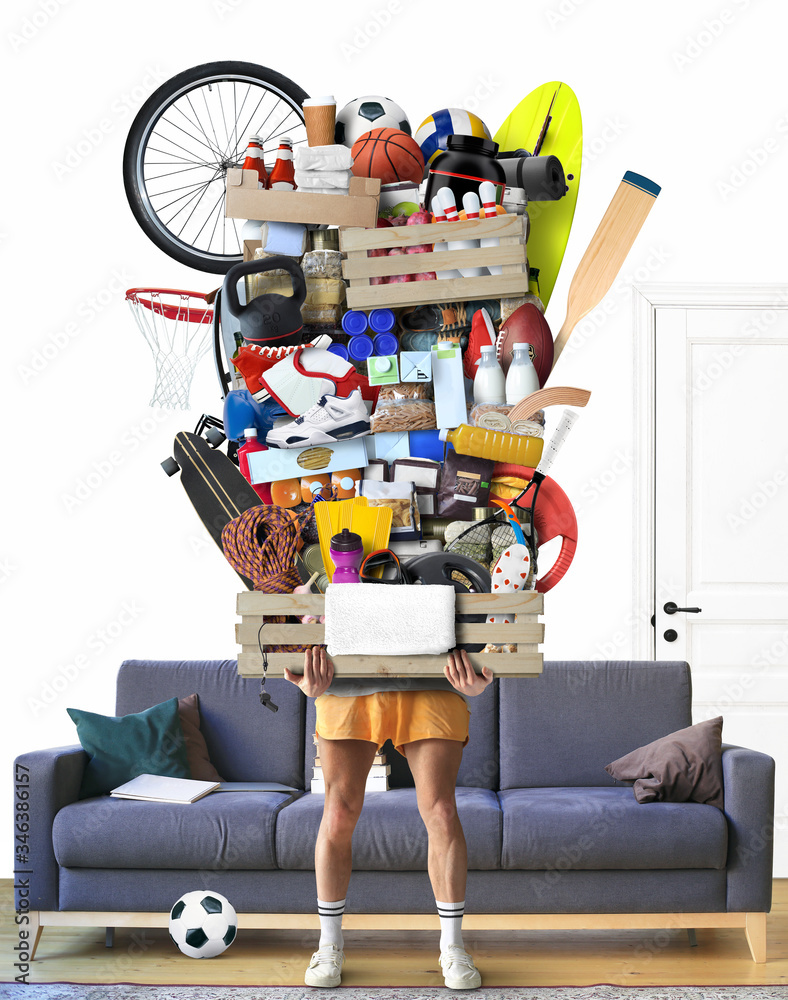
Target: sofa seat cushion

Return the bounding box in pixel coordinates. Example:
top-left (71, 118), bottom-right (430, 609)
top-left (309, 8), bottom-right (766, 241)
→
top-left (276, 787), bottom-right (501, 870)
top-left (53, 791), bottom-right (299, 870)
top-left (499, 787), bottom-right (727, 870)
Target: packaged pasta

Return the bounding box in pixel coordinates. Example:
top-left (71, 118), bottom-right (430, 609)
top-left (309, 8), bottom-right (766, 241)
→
top-left (370, 399), bottom-right (436, 433)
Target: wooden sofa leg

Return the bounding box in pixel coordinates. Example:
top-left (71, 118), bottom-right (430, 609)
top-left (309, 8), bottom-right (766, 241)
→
top-left (28, 912), bottom-right (43, 961)
top-left (745, 912), bottom-right (767, 963)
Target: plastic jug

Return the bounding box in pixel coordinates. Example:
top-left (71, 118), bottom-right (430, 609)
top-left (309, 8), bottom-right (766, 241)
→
top-left (222, 257), bottom-right (306, 348)
top-left (505, 344), bottom-right (540, 404)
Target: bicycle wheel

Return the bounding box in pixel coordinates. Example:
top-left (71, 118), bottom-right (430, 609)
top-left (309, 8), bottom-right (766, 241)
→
top-left (123, 61), bottom-right (309, 274)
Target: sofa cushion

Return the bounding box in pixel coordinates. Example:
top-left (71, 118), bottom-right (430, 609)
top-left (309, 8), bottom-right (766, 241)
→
top-left (499, 662), bottom-right (693, 788)
top-left (276, 787), bottom-right (502, 870)
top-left (499, 787), bottom-right (727, 870)
top-left (605, 717), bottom-right (724, 809)
top-left (115, 661), bottom-right (305, 787)
top-left (303, 681), bottom-right (499, 789)
top-left (178, 695), bottom-right (225, 782)
top-left (53, 790), bottom-right (299, 870)
top-left (67, 697), bottom-right (190, 798)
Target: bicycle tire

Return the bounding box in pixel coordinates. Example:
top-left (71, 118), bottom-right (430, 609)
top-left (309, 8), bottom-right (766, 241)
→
top-left (123, 61), bottom-right (309, 274)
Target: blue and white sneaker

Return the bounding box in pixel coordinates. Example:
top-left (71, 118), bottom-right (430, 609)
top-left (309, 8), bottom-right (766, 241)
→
top-left (265, 388), bottom-right (370, 449)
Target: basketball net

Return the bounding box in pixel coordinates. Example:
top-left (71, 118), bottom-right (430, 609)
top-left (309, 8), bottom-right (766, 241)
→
top-left (125, 288), bottom-right (214, 410)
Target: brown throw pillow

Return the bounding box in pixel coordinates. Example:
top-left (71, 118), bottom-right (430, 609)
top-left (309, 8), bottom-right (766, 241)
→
top-left (604, 717), bottom-right (724, 809)
top-left (177, 694), bottom-right (225, 782)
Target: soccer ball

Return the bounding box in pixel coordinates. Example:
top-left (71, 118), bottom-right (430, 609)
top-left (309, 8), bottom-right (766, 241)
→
top-left (168, 890), bottom-right (237, 958)
top-left (335, 96), bottom-right (411, 147)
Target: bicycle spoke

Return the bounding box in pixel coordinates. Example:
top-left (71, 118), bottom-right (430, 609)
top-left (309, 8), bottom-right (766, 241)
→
top-left (145, 163), bottom-right (214, 182)
top-left (144, 145), bottom-right (215, 168)
top-left (200, 86), bottom-right (225, 163)
top-left (148, 175), bottom-right (221, 201)
top-left (229, 87), bottom-right (268, 161)
top-left (147, 131), bottom-right (217, 169)
top-left (156, 177), bottom-right (216, 218)
top-left (157, 115), bottom-right (222, 163)
top-left (188, 187), bottom-right (227, 244)
top-left (170, 103), bottom-right (226, 161)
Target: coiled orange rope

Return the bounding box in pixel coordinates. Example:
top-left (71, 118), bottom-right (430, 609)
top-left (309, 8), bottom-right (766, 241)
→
top-left (221, 502), bottom-right (323, 653)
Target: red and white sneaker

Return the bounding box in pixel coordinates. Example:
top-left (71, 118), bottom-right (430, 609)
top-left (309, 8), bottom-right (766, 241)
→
top-left (231, 335), bottom-right (332, 395)
top-left (266, 388), bottom-right (370, 449)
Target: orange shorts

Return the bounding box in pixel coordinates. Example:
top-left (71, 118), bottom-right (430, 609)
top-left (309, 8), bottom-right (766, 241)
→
top-left (314, 690), bottom-right (470, 757)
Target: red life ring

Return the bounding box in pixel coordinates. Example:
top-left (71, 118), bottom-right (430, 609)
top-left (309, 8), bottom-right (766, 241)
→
top-left (490, 464), bottom-right (577, 593)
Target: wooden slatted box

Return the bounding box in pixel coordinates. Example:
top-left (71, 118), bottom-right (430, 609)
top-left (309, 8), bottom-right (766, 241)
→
top-left (338, 213), bottom-right (529, 310)
top-left (235, 590), bottom-right (543, 678)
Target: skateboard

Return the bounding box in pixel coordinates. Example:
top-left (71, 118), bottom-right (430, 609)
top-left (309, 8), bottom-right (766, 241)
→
top-left (494, 81), bottom-right (583, 310)
top-left (163, 430), bottom-right (261, 589)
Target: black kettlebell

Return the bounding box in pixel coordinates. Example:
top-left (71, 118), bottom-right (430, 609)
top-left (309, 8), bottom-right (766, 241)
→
top-left (222, 256), bottom-right (307, 348)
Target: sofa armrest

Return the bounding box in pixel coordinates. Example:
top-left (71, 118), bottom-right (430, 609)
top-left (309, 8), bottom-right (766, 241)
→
top-left (13, 745), bottom-right (87, 911)
top-left (722, 743), bottom-right (775, 912)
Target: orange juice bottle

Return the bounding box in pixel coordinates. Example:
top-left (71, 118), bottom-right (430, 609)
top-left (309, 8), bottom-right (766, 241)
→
top-left (439, 424), bottom-right (544, 466)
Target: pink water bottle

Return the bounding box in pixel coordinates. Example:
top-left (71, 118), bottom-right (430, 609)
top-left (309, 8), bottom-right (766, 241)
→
top-left (237, 428), bottom-right (272, 504)
top-left (329, 529), bottom-right (363, 584)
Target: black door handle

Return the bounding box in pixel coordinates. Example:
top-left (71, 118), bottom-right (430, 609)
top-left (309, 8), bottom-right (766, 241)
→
top-left (664, 602), bottom-right (702, 615)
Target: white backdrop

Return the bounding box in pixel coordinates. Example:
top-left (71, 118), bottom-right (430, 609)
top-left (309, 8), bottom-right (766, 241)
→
top-left (3, 0), bottom-right (787, 878)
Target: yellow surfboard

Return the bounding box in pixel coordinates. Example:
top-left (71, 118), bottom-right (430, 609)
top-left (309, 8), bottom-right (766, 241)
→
top-left (494, 81), bottom-right (582, 309)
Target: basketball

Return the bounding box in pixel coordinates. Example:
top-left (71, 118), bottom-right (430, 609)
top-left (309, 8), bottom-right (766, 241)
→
top-left (351, 128), bottom-right (425, 186)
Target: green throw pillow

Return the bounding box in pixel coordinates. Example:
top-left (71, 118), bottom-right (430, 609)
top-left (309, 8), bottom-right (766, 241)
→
top-left (67, 697), bottom-right (191, 799)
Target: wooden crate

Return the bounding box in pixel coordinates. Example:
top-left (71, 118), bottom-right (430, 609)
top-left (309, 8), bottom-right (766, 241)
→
top-left (339, 213), bottom-right (528, 310)
top-left (235, 590), bottom-right (543, 679)
top-left (224, 169), bottom-right (381, 227)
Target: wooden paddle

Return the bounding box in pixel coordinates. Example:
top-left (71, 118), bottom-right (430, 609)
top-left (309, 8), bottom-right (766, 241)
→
top-left (551, 171), bottom-right (661, 370)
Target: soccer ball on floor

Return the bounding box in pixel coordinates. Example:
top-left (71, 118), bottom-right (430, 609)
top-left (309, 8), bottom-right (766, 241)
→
top-left (335, 95), bottom-right (411, 147)
top-left (168, 890), bottom-right (238, 958)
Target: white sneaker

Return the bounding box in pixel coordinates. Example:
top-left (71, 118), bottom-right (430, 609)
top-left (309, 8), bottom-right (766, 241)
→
top-left (439, 945), bottom-right (482, 989)
top-left (265, 388), bottom-right (370, 449)
top-left (304, 943), bottom-right (345, 988)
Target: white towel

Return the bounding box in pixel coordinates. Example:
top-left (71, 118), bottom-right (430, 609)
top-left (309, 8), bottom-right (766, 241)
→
top-left (324, 583), bottom-right (455, 656)
top-left (294, 144), bottom-right (354, 172)
top-left (295, 169), bottom-right (353, 189)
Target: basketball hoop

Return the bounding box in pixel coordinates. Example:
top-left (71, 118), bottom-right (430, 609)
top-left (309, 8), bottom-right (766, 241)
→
top-left (126, 288), bottom-right (214, 410)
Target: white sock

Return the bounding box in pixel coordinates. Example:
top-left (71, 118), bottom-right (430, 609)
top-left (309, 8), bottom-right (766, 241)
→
top-left (317, 897), bottom-right (345, 951)
top-left (436, 898), bottom-right (465, 953)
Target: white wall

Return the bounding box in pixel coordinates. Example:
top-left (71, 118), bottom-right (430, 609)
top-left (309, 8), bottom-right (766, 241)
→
top-left (3, 0), bottom-right (786, 878)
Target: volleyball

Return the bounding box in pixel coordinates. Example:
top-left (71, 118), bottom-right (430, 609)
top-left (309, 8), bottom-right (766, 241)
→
top-left (414, 108), bottom-right (492, 167)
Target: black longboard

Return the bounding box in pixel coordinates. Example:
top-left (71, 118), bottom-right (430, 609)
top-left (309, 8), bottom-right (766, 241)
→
top-left (169, 431), bottom-right (261, 589)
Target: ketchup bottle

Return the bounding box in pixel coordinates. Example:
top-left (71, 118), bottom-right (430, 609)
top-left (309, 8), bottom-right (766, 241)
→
top-left (242, 136), bottom-right (268, 189)
top-left (237, 428), bottom-right (272, 504)
top-left (268, 137), bottom-right (296, 191)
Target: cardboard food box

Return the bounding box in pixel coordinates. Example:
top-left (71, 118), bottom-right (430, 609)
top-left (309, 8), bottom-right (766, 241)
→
top-left (225, 169), bottom-right (380, 228)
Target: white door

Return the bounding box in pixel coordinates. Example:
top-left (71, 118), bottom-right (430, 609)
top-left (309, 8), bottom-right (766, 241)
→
top-left (636, 284), bottom-right (788, 876)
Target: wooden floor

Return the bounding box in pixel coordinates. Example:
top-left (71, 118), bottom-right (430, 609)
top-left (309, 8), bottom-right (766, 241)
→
top-left (2, 880), bottom-right (787, 989)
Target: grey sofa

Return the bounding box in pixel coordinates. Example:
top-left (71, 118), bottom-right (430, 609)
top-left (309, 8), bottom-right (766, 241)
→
top-left (15, 658), bottom-right (774, 962)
